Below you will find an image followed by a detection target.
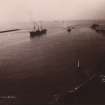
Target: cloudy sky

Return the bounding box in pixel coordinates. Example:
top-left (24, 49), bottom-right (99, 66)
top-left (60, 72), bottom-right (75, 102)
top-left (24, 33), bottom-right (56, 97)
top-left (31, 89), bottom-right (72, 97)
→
top-left (0, 0), bottom-right (105, 23)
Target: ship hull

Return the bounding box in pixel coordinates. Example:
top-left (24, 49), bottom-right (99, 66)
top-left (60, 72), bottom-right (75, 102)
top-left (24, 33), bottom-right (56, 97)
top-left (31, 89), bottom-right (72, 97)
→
top-left (30, 29), bottom-right (47, 37)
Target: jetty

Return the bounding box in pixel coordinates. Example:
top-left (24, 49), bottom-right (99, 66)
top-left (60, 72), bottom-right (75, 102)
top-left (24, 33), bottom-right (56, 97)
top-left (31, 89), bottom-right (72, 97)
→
top-left (91, 24), bottom-right (105, 33)
top-left (0, 29), bottom-right (20, 33)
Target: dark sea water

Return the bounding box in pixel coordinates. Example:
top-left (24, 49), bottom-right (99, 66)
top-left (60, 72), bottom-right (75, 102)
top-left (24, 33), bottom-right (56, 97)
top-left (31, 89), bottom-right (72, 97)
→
top-left (0, 21), bottom-right (105, 104)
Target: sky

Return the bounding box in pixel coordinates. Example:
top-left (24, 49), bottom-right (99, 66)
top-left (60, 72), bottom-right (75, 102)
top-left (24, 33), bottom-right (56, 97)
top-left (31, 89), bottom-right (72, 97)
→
top-left (0, 0), bottom-right (105, 23)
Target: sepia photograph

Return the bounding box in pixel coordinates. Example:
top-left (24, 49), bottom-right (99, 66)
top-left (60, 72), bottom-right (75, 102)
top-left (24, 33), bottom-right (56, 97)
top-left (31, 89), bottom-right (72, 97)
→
top-left (0, 0), bottom-right (105, 104)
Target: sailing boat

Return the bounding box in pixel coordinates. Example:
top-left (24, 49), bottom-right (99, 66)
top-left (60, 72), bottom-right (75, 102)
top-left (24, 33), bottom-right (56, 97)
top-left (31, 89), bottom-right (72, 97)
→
top-left (30, 23), bottom-right (47, 37)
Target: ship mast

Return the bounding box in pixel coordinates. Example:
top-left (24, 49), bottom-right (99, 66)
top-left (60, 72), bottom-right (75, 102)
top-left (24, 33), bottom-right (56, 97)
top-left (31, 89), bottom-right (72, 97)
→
top-left (33, 24), bottom-right (36, 31)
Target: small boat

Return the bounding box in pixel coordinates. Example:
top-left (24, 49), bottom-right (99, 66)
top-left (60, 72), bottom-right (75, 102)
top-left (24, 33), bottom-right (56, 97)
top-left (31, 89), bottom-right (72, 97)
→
top-left (74, 58), bottom-right (80, 71)
top-left (67, 26), bottom-right (72, 32)
top-left (67, 28), bottom-right (71, 32)
top-left (77, 59), bottom-right (80, 69)
top-left (30, 24), bottom-right (47, 37)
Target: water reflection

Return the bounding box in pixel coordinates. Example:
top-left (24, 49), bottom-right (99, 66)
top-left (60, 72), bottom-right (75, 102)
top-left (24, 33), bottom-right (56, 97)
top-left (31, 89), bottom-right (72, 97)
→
top-left (30, 32), bottom-right (47, 39)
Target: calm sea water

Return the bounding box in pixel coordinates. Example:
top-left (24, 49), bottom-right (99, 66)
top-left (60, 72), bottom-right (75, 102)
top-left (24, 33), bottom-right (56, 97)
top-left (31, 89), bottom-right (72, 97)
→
top-left (0, 21), bottom-right (105, 104)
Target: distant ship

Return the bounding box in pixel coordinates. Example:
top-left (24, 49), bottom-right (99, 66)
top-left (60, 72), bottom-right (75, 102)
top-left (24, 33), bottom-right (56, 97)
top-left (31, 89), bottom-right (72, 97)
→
top-left (30, 24), bottom-right (47, 37)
